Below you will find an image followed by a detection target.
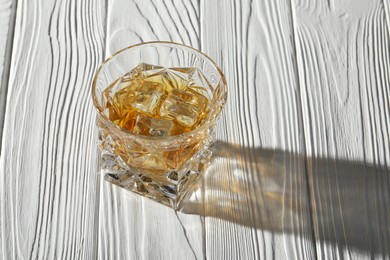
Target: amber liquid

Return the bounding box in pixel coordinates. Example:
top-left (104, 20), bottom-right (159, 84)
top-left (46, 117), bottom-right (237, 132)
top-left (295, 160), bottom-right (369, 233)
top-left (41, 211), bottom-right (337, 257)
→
top-left (104, 63), bottom-right (210, 137)
top-left (102, 63), bottom-right (212, 174)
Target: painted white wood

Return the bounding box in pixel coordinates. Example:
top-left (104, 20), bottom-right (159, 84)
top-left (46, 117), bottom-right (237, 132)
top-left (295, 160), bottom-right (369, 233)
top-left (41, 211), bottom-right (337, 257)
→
top-left (98, 181), bottom-right (205, 260)
top-left (105, 0), bottom-right (200, 55)
top-left (0, 0), bottom-right (15, 146)
top-left (0, 0), bottom-right (12, 85)
top-left (201, 0), bottom-right (315, 258)
top-left (0, 0), bottom-right (105, 258)
top-left (1, 0), bottom-right (389, 258)
top-left (294, 0), bottom-right (390, 258)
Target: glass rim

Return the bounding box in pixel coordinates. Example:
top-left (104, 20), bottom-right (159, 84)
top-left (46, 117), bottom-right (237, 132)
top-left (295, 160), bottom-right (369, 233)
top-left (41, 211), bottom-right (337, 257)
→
top-left (91, 41), bottom-right (227, 142)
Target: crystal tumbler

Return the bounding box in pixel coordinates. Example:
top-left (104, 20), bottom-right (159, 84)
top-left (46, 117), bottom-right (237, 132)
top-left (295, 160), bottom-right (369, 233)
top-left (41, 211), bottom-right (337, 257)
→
top-left (92, 42), bottom-right (227, 209)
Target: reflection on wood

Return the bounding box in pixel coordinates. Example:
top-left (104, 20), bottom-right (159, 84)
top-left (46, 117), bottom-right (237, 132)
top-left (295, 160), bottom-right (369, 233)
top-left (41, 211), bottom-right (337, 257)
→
top-left (182, 141), bottom-right (310, 235)
top-left (294, 0), bottom-right (390, 258)
top-left (307, 156), bottom-right (390, 257)
top-left (182, 141), bottom-right (390, 257)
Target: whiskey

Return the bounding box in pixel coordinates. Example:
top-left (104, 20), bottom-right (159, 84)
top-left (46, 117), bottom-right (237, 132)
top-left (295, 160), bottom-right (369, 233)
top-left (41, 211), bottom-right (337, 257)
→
top-left (101, 63), bottom-right (212, 174)
top-left (94, 42), bottom-right (227, 208)
top-left (104, 63), bottom-right (211, 137)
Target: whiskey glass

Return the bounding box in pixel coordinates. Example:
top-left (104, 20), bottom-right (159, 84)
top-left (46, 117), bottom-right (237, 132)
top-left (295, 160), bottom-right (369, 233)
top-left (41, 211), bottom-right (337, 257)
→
top-left (92, 42), bottom-right (227, 209)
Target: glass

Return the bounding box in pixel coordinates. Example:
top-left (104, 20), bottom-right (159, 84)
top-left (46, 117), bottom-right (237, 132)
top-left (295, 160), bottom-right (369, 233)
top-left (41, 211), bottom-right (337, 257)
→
top-left (92, 42), bottom-right (227, 209)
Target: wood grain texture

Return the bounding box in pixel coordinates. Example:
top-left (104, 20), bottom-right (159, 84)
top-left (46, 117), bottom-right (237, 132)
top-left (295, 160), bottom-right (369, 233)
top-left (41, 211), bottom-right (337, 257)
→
top-left (98, 0), bottom-right (205, 259)
top-left (1, 0), bottom-right (389, 258)
top-left (0, 0), bottom-right (13, 88)
top-left (201, 0), bottom-right (315, 259)
top-left (0, 0), bottom-right (105, 258)
top-left (0, 0), bottom-right (17, 148)
top-left (98, 181), bottom-right (205, 260)
top-left (294, 0), bottom-right (390, 258)
top-left (106, 0), bottom-right (200, 54)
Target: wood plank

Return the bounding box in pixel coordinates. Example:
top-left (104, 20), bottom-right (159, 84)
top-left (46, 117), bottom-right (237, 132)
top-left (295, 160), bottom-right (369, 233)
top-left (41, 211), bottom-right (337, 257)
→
top-left (99, 0), bottom-right (205, 259)
top-left (201, 0), bottom-right (316, 258)
top-left (294, 0), bottom-right (390, 258)
top-left (106, 0), bottom-right (200, 54)
top-left (0, 0), bottom-right (17, 149)
top-left (0, 0), bottom-right (13, 80)
top-left (98, 181), bottom-right (205, 260)
top-left (0, 0), bottom-right (106, 258)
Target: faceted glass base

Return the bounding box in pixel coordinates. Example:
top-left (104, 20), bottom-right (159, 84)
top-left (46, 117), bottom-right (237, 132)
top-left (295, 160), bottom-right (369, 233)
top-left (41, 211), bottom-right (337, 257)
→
top-left (100, 150), bottom-right (212, 209)
top-left (98, 125), bottom-right (214, 209)
top-left (103, 167), bottom-right (202, 209)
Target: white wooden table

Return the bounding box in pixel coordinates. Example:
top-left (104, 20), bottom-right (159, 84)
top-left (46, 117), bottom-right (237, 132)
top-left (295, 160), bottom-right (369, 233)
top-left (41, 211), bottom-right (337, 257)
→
top-left (1, 0), bottom-right (389, 259)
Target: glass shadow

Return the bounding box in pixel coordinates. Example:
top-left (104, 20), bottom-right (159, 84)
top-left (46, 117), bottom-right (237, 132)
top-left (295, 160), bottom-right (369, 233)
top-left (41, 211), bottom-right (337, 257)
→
top-left (180, 141), bottom-right (390, 255)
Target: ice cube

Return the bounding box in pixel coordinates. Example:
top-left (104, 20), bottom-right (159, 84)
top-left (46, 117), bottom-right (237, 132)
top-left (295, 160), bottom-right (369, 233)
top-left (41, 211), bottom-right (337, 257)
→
top-left (113, 87), bottom-right (137, 110)
top-left (133, 114), bottom-right (152, 135)
top-left (187, 88), bottom-right (209, 110)
top-left (110, 63), bottom-right (163, 96)
top-left (176, 112), bottom-right (197, 127)
top-left (132, 114), bottom-right (174, 137)
top-left (143, 68), bottom-right (193, 92)
top-left (131, 81), bottom-right (166, 115)
top-left (143, 71), bottom-right (175, 92)
top-left (149, 117), bottom-right (174, 137)
top-left (159, 88), bottom-right (208, 127)
top-left (170, 88), bottom-right (193, 102)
